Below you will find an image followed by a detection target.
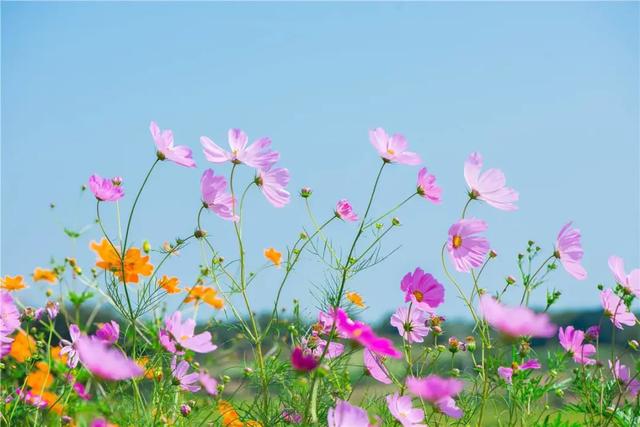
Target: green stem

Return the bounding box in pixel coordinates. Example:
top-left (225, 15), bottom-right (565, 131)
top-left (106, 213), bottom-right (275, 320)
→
top-left (364, 192), bottom-right (417, 229)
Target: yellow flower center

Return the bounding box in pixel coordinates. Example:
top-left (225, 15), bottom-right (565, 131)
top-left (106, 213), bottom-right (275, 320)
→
top-left (412, 290), bottom-right (424, 302)
top-left (452, 235), bottom-right (463, 249)
top-left (386, 148), bottom-right (395, 155)
top-left (352, 328), bottom-right (363, 338)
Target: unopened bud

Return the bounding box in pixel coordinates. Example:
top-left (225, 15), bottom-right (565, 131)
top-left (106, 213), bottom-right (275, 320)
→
top-left (300, 187), bottom-right (312, 198)
top-left (465, 336), bottom-right (476, 352)
top-left (180, 404), bottom-right (191, 417)
top-left (46, 289), bottom-right (53, 297)
top-left (194, 229), bottom-right (207, 239)
top-left (142, 240), bottom-right (151, 254)
top-left (506, 276), bottom-right (516, 285)
top-left (391, 217), bottom-right (401, 226)
top-left (489, 250), bottom-right (497, 258)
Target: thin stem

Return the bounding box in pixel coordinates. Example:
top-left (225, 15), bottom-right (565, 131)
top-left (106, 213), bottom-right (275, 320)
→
top-left (364, 192), bottom-right (417, 229)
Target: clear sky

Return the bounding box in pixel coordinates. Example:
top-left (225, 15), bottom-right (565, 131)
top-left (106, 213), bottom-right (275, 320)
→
top-left (2, 2), bottom-right (638, 321)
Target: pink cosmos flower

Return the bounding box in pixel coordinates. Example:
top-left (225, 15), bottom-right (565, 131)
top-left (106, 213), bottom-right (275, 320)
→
top-left (400, 268), bottom-right (445, 313)
top-left (200, 169), bottom-right (237, 222)
top-left (498, 359), bottom-right (541, 384)
top-left (159, 311), bottom-right (217, 355)
top-left (363, 348), bottom-right (392, 385)
top-left (0, 291), bottom-right (20, 357)
top-left (201, 128), bottom-right (279, 170)
top-left (447, 218), bottom-right (490, 272)
top-left (333, 308), bottom-right (401, 358)
top-left (386, 393), bottom-right (426, 427)
top-left (95, 320), bottom-right (120, 346)
top-left (60, 324), bottom-right (82, 368)
top-left (558, 326), bottom-right (596, 365)
top-left (76, 336), bottom-right (143, 380)
top-left (150, 121), bottom-right (196, 168)
top-left (464, 152), bottom-right (518, 211)
top-left (291, 346), bottom-right (318, 372)
top-left (369, 128), bottom-right (421, 165)
top-left (88, 174), bottom-right (124, 202)
top-left (199, 370), bottom-right (218, 396)
top-left (479, 295), bottom-right (557, 338)
top-left (335, 199), bottom-right (358, 222)
top-left (72, 381), bottom-right (91, 400)
top-left (406, 375), bottom-right (464, 419)
top-left (327, 400), bottom-right (370, 427)
top-left (608, 255), bottom-right (640, 298)
top-left (600, 289), bottom-right (637, 329)
top-left (257, 167), bottom-right (290, 208)
top-left (416, 167), bottom-right (441, 204)
top-left (390, 306), bottom-right (430, 343)
top-left (170, 357), bottom-right (201, 392)
top-left (554, 222), bottom-right (587, 280)
top-left (302, 333), bottom-right (344, 359)
top-left (609, 359), bottom-right (640, 398)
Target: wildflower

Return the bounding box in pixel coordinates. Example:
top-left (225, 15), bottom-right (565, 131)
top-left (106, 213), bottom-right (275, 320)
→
top-left (0, 291), bottom-right (20, 356)
top-left (26, 361), bottom-right (54, 391)
top-left (200, 169), bottom-right (237, 221)
top-left (199, 370), bottom-right (218, 396)
top-left (600, 289), bottom-right (637, 329)
top-left (183, 285), bottom-right (224, 309)
top-left (558, 326), bottom-right (596, 365)
top-left (10, 331), bottom-right (36, 363)
top-left (479, 295), bottom-right (557, 338)
top-left (201, 128), bottom-right (279, 170)
top-left (159, 311), bottom-right (217, 354)
top-left (290, 347), bottom-right (318, 372)
top-left (150, 121), bottom-right (196, 168)
top-left (28, 390), bottom-right (63, 415)
top-left (88, 174), bottom-right (124, 202)
top-left (609, 359), bottom-right (640, 398)
top-left (363, 348), bottom-right (392, 384)
top-left (303, 333), bottom-right (344, 359)
top-left (76, 336), bottom-right (143, 380)
top-left (608, 255), bottom-right (640, 297)
top-left (346, 291), bottom-right (365, 308)
top-left (585, 325), bottom-right (600, 341)
top-left (264, 247), bottom-right (282, 267)
top-left (180, 403), bottom-right (192, 417)
top-left (218, 400), bottom-right (243, 427)
top-left (464, 152), bottom-right (518, 211)
top-left (257, 168), bottom-right (291, 208)
top-left (33, 267), bottom-right (57, 284)
top-left (554, 222), bottom-right (587, 280)
top-left (59, 324), bottom-right (81, 368)
top-left (390, 306), bottom-right (430, 343)
top-left (333, 308), bottom-right (401, 358)
top-left (497, 359), bottom-right (541, 384)
top-left (447, 218), bottom-right (490, 272)
top-left (406, 375), bottom-right (464, 419)
top-left (282, 410), bottom-right (303, 424)
top-left (1, 275), bottom-right (27, 291)
top-left (328, 400), bottom-right (371, 427)
top-left (71, 380), bottom-right (91, 400)
top-left (369, 127), bottom-right (421, 165)
top-left (95, 320), bottom-right (120, 345)
top-left (90, 239), bottom-right (153, 284)
top-left (50, 345), bottom-right (68, 365)
top-left (158, 275), bottom-right (181, 294)
top-left (335, 199), bottom-right (358, 222)
top-left (386, 393), bottom-right (426, 427)
top-left (90, 418), bottom-right (118, 427)
top-left (416, 167), bottom-right (441, 204)
top-left (400, 267), bottom-right (444, 312)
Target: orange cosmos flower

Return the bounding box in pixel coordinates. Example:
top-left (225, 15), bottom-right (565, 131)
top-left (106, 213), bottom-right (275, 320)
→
top-left (10, 331), bottom-right (36, 362)
top-left (34, 390), bottom-right (64, 415)
top-left (32, 268), bottom-right (57, 284)
top-left (1, 275), bottom-right (27, 291)
top-left (158, 275), bottom-right (181, 294)
top-left (137, 356), bottom-right (157, 380)
top-left (51, 345), bottom-right (68, 365)
top-left (183, 285), bottom-right (224, 309)
top-left (346, 291), bottom-right (365, 308)
top-left (90, 239), bottom-right (153, 284)
top-left (263, 247), bottom-right (282, 268)
top-left (218, 400), bottom-right (243, 427)
top-left (26, 361), bottom-right (54, 391)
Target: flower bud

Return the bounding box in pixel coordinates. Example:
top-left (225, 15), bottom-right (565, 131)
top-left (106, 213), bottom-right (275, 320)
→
top-left (112, 176), bottom-right (123, 186)
top-left (585, 326), bottom-right (600, 341)
top-left (518, 341), bottom-right (531, 357)
top-left (45, 289), bottom-right (53, 297)
top-left (300, 187), bottom-right (312, 198)
top-left (244, 367), bottom-right (253, 377)
top-left (450, 368), bottom-right (461, 377)
top-left (222, 375), bottom-right (231, 384)
top-left (194, 229), bottom-right (207, 239)
top-left (448, 337), bottom-right (460, 354)
top-left (489, 250), bottom-right (497, 258)
top-left (299, 232), bottom-right (308, 240)
top-left (61, 416), bottom-right (73, 425)
top-left (506, 276), bottom-right (516, 285)
top-left (391, 217), bottom-right (401, 226)
top-left (629, 340), bottom-right (639, 351)
top-left (142, 240), bottom-right (151, 254)
top-left (436, 345), bottom-right (446, 353)
top-left (465, 336), bottom-right (476, 352)
top-left (180, 404), bottom-right (191, 417)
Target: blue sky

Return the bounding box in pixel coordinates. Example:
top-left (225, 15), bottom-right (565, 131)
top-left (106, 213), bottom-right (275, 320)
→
top-left (2, 2), bottom-right (638, 321)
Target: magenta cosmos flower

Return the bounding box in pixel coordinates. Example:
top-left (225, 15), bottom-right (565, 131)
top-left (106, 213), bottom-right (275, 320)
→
top-left (400, 267), bottom-right (444, 313)
top-left (406, 375), bottom-right (464, 419)
top-left (0, 291), bottom-right (20, 358)
top-left (60, 324), bottom-right (82, 368)
top-left (200, 169), bottom-right (237, 222)
top-left (170, 357), bottom-right (201, 392)
top-left (558, 326), bottom-right (596, 365)
top-left (335, 199), bottom-right (358, 222)
top-left (390, 306), bottom-right (430, 343)
top-left (149, 121), bottom-right (196, 168)
top-left (554, 222), bottom-right (587, 280)
top-left (77, 336), bottom-right (143, 380)
top-left (464, 152), bottom-right (518, 211)
top-left (447, 218), bottom-right (490, 272)
top-left (610, 359), bottom-right (640, 398)
top-left (201, 128), bottom-right (279, 170)
top-left (291, 346), bottom-right (318, 372)
top-left (479, 295), bottom-right (557, 338)
top-left (257, 167), bottom-right (290, 208)
top-left (600, 289), bottom-right (637, 329)
top-left (95, 320), bottom-right (119, 345)
top-left (608, 255), bottom-right (640, 298)
top-left (327, 400), bottom-right (371, 427)
top-left (159, 311), bottom-right (217, 355)
top-left (333, 308), bottom-right (401, 358)
top-left (369, 127), bottom-right (421, 165)
top-left (303, 332), bottom-right (344, 359)
top-left (363, 348), bottom-right (392, 384)
top-left (199, 370), bottom-right (218, 396)
top-left (386, 393), bottom-right (426, 427)
top-left (498, 359), bottom-right (541, 384)
top-left (416, 167), bottom-right (441, 204)
top-left (88, 174), bottom-right (124, 202)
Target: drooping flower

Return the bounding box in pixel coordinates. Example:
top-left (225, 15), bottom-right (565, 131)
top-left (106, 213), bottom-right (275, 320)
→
top-left (400, 267), bottom-right (444, 312)
top-left (9, 331), bottom-right (35, 362)
top-left (88, 174), bottom-right (124, 202)
top-left (90, 239), bottom-right (153, 284)
top-left (264, 247), bottom-right (282, 267)
top-left (558, 326), bottom-right (596, 365)
top-left (335, 199), bottom-right (358, 222)
top-left (386, 393), bottom-right (427, 427)
top-left (497, 359), bottom-right (541, 384)
top-left (32, 268), bottom-right (57, 284)
top-left (170, 357), bottom-right (201, 392)
top-left (95, 320), bottom-right (120, 345)
top-left (183, 285), bottom-right (224, 309)
top-left (447, 219), bottom-right (490, 272)
top-left (257, 168), bottom-right (291, 208)
top-left (416, 167), bottom-right (441, 204)
top-left (390, 306), bottom-right (430, 343)
top-left (158, 275), bottom-right (181, 294)
top-left (464, 152), bottom-right (518, 211)
top-left (59, 324), bottom-right (81, 368)
top-left (609, 359), bottom-right (640, 398)
top-left (554, 222), bottom-right (587, 280)
top-left (333, 308), bottom-right (402, 358)
top-left (346, 291), bottom-right (365, 308)
top-left (600, 289), bottom-right (637, 329)
top-left (479, 295), bottom-right (557, 338)
top-left (150, 121), bottom-right (196, 168)
top-left (327, 400), bottom-right (371, 427)
top-left (199, 370), bottom-right (218, 396)
top-left (159, 311), bottom-right (217, 354)
top-left (200, 169), bottom-right (237, 221)
top-left (290, 347), bottom-right (318, 372)
top-left (201, 128), bottom-right (279, 170)
top-left (1, 275), bottom-right (27, 291)
top-left (76, 336), bottom-right (143, 380)
top-left (406, 375), bottom-right (464, 419)
top-left (369, 128), bottom-right (421, 165)
top-left (608, 255), bottom-right (640, 297)
top-left (363, 348), bottom-right (392, 385)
